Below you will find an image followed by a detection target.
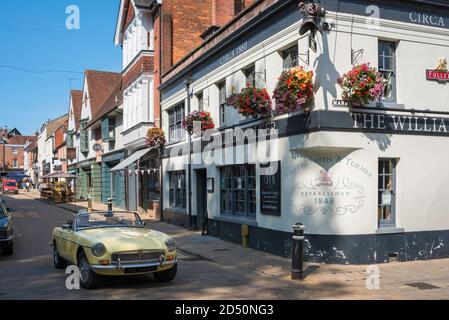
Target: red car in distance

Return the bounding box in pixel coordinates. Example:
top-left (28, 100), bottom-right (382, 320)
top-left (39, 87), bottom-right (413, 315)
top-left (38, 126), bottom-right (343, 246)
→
top-left (1, 180), bottom-right (19, 195)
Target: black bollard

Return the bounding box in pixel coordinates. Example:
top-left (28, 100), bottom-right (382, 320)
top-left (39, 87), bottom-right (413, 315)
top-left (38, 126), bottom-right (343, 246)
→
top-left (107, 198), bottom-right (113, 212)
top-left (291, 223), bottom-right (306, 280)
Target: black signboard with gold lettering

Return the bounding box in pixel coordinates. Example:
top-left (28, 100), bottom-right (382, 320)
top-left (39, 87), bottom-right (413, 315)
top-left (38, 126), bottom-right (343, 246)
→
top-left (260, 161), bottom-right (281, 216)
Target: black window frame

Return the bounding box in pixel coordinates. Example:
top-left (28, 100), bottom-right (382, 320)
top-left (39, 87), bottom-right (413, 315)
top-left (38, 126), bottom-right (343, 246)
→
top-left (282, 45), bottom-right (299, 70)
top-left (168, 103), bottom-right (185, 143)
top-left (79, 120), bottom-right (89, 153)
top-left (196, 91), bottom-right (204, 112)
top-left (378, 158), bottom-right (397, 228)
top-left (244, 64), bottom-right (256, 87)
top-left (220, 164), bottom-right (256, 218)
top-left (218, 81), bottom-right (227, 126)
top-left (169, 170), bottom-right (187, 209)
top-left (378, 40), bottom-right (397, 102)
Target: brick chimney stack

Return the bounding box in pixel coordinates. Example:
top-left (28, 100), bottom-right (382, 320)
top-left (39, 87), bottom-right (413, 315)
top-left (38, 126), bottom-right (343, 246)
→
top-left (212, 0), bottom-right (236, 27)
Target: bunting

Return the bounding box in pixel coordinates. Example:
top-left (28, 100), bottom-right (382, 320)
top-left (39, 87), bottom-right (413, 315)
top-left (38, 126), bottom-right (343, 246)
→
top-left (122, 169), bottom-right (160, 176)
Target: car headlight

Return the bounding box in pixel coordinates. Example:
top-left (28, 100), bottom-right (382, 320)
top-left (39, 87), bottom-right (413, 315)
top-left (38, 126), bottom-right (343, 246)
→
top-left (165, 238), bottom-right (176, 252)
top-left (91, 243), bottom-right (106, 257)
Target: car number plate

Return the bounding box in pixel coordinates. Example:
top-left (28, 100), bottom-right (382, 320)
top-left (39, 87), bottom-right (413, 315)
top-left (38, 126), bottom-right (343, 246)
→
top-left (124, 266), bottom-right (157, 274)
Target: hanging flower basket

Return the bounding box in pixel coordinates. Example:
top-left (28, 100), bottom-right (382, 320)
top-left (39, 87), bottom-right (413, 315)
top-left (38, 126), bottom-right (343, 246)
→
top-left (183, 111), bottom-right (215, 135)
top-left (337, 63), bottom-right (386, 107)
top-left (227, 85), bottom-right (272, 117)
top-left (273, 66), bottom-right (315, 114)
top-left (145, 128), bottom-right (166, 148)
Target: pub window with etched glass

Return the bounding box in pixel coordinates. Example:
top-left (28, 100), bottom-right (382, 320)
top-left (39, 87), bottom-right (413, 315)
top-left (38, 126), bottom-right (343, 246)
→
top-left (244, 64), bottom-right (256, 87)
top-left (169, 170), bottom-right (186, 209)
top-left (220, 164), bottom-right (256, 218)
top-left (282, 45), bottom-right (298, 70)
top-left (218, 81), bottom-right (227, 126)
top-left (168, 103), bottom-right (185, 142)
top-left (196, 91), bottom-right (204, 112)
top-left (378, 159), bottom-right (397, 227)
top-left (378, 40), bottom-right (397, 102)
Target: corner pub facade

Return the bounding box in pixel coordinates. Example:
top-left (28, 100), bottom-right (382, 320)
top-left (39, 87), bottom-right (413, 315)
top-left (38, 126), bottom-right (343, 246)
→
top-left (159, 0), bottom-right (449, 264)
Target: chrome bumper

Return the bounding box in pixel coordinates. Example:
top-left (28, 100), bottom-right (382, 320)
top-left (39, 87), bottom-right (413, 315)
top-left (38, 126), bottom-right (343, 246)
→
top-left (0, 235), bottom-right (13, 242)
top-left (91, 259), bottom-right (178, 271)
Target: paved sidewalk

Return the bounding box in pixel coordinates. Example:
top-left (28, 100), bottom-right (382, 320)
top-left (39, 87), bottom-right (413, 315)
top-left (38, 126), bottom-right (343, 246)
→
top-left (21, 189), bottom-right (121, 213)
top-left (17, 190), bottom-right (449, 299)
top-left (145, 220), bottom-right (449, 299)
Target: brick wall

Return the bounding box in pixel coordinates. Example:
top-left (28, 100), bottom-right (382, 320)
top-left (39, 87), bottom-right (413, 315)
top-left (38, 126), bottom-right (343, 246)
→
top-left (162, 0), bottom-right (277, 82)
top-left (122, 55), bottom-right (155, 89)
top-left (0, 145), bottom-right (25, 170)
top-left (212, 0), bottom-right (235, 26)
top-left (54, 126), bottom-right (65, 150)
top-left (162, 0), bottom-right (213, 67)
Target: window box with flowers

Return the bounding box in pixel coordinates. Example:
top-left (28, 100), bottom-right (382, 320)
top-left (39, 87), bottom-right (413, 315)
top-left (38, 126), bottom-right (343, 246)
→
top-left (337, 63), bottom-right (386, 107)
top-left (183, 111), bottom-right (215, 136)
top-left (273, 66), bottom-right (315, 114)
top-left (227, 84), bottom-right (272, 118)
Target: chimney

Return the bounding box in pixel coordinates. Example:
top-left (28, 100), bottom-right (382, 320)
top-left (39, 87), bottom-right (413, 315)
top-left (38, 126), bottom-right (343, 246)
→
top-left (212, 0), bottom-right (237, 27)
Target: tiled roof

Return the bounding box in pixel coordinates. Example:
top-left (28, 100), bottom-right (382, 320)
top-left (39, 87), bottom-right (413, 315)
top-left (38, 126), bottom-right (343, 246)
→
top-left (70, 90), bottom-right (83, 131)
top-left (46, 115), bottom-right (69, 140)
top-left (87, 80), bottom-right (123, 128)
top-left (24, 140), bottom-right (38, 152)
top-left (7, 135), bottom-right (36, 146)
top-left (85, 70), bottom-right (122, 122)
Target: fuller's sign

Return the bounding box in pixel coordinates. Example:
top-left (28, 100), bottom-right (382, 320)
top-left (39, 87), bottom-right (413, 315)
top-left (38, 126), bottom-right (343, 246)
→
top-left (426, 69), bottom-right (449, 82)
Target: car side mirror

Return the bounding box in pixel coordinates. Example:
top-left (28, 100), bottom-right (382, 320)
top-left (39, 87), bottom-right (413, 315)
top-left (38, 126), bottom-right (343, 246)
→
top-left (62, 221), bottom-right (73, 230)
top-left (7, 208), bottom-right (15, 213)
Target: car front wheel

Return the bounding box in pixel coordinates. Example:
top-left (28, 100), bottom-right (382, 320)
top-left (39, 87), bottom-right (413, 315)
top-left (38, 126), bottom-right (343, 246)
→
top-left (77, 251), bottom-right (100, 289)
top-left (53, 245), bottom-right (66, 269)
top-left (153, 264), bottom-right (177, 283)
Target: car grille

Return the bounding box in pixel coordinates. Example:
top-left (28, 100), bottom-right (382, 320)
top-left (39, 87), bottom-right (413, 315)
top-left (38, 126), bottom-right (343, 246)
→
top-left (112, 250), bottom-right (164, 263)
top-left (0, 229), bottom-right (7, 239)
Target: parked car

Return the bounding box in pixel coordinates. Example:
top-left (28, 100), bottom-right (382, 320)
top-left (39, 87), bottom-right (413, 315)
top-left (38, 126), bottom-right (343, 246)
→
top-left (0, 199), bottom-right (15, 255)
top-left (1, 180), bottom-right (19, 195)
top-left (52, 211), bottom-right (178, 289)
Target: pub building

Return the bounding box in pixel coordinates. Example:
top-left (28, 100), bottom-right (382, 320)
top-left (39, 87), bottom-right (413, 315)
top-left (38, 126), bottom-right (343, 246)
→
top-left (159, 0), bottom-right (449, 264)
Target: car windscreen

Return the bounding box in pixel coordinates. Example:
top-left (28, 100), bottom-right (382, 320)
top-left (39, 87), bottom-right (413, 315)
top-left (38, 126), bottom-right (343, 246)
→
top-left (4, 182), bottom-right (16, 187)
top-left (76, 212), bottom-right (144, 230)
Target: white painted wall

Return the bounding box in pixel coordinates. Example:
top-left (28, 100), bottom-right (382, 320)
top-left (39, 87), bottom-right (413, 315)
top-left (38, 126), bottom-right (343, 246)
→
top-left (68, 97), bottom-right (77, 133)
top-left (160, 6), bottom-right (449, 236)
top-left (123, 11), bottom-right (154, 69)
top-left (122, 75), bottom-right (154, 149)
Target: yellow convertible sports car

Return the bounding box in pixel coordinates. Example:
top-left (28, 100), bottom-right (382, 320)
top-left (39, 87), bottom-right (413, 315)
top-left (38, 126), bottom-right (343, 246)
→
top-left (52, 211), bottom-right (177, 289)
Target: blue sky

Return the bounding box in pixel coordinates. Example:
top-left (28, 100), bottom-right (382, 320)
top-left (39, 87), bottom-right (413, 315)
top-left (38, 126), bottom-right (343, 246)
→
top-left (0, 0), bottom-right (122, 135)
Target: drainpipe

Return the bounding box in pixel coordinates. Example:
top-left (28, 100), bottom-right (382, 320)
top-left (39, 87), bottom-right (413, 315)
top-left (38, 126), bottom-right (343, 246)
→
top-left (186, 75), bottom-right (193, 230)
top-left (158, 5), bottom-right (164, 222)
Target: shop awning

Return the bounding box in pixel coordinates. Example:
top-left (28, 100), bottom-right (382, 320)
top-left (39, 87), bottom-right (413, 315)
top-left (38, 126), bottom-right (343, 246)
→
top-left (110, 148), bottom-right (153, 172)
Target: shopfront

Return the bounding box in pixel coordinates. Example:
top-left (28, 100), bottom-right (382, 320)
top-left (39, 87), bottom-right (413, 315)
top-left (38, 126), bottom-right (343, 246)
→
top-left (110, 147), bottom-right (160, 215)
top-left (101, 151), bottom-right (126, 209)
top-left (75, 160), bottom-right (101, 202)
top-left (160, 0), bottom-right (449, 264)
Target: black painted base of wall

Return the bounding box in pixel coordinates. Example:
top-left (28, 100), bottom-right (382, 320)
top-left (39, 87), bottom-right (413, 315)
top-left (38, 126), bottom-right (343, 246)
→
top-left (163, 210), bottom-right (197, 230)
top-left (205, 219), bottom-right (449, 265)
